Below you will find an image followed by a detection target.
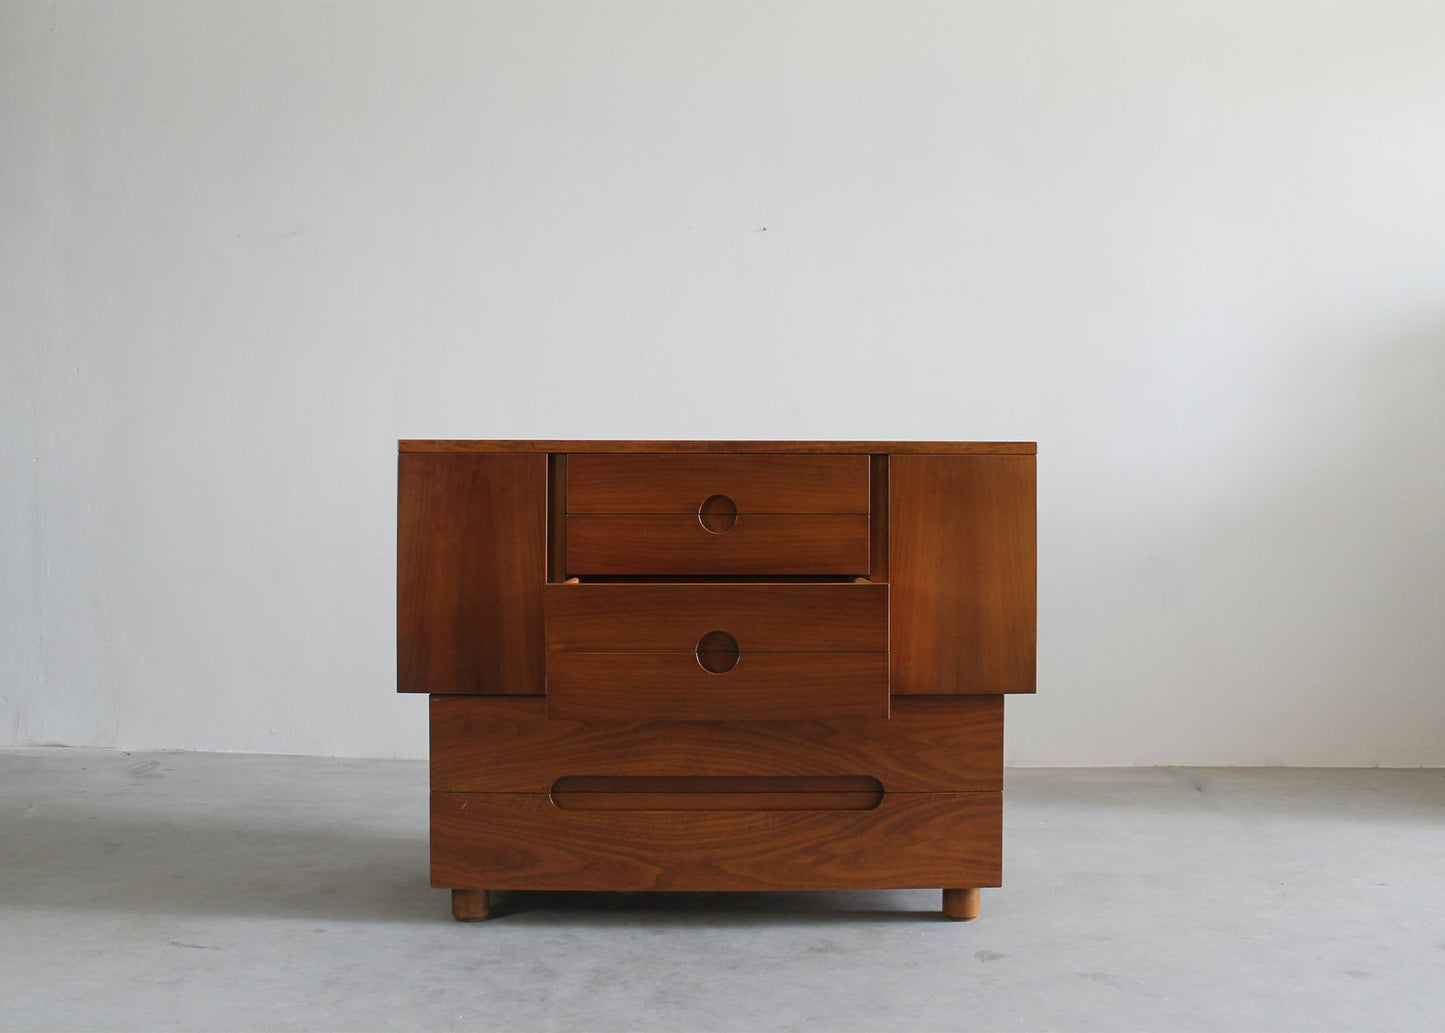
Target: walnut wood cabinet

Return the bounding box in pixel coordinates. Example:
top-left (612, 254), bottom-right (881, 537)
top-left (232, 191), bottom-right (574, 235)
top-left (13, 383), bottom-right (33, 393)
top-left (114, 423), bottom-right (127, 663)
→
top-left (397, 440), bottom-right (1036, 921)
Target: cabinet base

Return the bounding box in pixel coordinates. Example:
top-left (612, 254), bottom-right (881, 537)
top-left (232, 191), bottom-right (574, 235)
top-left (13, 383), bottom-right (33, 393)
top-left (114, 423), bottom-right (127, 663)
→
top-left (941, 887), bottom-right (981, 921)
top-left (451, 888), bottom-right (490, 922)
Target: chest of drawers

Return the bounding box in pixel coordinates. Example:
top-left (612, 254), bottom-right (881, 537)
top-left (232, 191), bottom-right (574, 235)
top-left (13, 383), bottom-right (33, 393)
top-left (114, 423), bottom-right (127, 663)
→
top-left (398, 440), bottom-right (1036, 921)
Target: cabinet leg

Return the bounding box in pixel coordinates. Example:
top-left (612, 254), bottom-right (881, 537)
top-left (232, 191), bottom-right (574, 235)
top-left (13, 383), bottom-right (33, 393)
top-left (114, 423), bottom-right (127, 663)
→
top-left (451, 888), bottom-right (491, 922)
top-left (941, 888), bottom-right (980, 921)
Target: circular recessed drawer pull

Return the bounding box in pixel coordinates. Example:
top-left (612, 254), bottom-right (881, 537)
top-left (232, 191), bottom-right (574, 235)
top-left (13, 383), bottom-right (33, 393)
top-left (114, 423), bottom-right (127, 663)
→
top-left (695, 630), bottom-right (740, 674)
top-left (697, 494), bottom-right (738, 533)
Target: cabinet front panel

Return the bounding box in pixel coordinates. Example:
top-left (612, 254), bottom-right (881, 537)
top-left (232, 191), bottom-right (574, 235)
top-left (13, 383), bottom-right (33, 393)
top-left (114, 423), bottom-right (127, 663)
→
top-left (430, 696), bottom-right (1003, 793)
top-left (547, 652), bottom-right (888, 722)
top-left (566, 514), bottom-right (870, 575)
top-left (397, 452), bottom-right (546, 694)
top-left (566, 454), bottom-right (870, 513)
top-left (545, 583), bottom-right (888, 652)
top-left (431, 791), bottom-right (1002, 891)
top-left (890, 454), bottom-right (1037, 694)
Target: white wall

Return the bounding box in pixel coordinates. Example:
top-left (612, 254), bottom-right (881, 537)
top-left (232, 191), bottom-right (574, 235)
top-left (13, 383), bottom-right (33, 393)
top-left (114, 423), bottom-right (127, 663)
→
top-left (4, 2), bottom-right (1442, 765)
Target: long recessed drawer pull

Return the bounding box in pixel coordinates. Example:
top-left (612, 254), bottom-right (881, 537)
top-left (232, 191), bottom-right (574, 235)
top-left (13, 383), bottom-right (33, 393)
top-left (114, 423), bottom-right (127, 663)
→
top-left (550, 775), bottom-right (884, 811)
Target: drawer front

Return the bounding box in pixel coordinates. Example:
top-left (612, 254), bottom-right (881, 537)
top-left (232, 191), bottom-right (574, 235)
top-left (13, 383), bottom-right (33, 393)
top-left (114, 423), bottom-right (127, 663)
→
top-left (564, 454), bottom-right (870, 576)
top-left (430, 695), bottom-right (1004, 794)
top-left (431, 790), bottom-right (1002, 892)
top-left (545, 583), bottom-right (888, 652)
top-left (547, 651), bottom-right (888, 722)
top-left (566, 454), bottom-right (870, 513)
top-left (545, 582), bottom-right (889, 721)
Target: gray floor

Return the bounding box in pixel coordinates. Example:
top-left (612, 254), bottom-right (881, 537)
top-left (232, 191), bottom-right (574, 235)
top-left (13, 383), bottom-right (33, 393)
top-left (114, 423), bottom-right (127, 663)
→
top-left (1, 751), bottom-right (1441, 1033)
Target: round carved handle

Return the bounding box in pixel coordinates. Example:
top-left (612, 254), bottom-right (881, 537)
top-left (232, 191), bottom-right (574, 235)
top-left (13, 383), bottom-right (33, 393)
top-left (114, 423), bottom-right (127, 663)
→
top-left (695, 630), bottom-right (740, 674)
top-left (698, 494), bottom-right (738, 533)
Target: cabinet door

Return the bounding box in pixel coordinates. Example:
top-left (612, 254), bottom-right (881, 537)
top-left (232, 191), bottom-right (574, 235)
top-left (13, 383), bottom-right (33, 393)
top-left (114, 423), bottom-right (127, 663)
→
top-left (397, 452), bottom-right (546, 694)
top-left (890, 454), bottom-right (1036, 694)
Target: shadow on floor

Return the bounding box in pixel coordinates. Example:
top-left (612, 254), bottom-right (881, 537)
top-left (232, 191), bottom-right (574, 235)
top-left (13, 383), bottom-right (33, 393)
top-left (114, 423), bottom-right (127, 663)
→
top-left (483, 889), bottom-right (946, 926)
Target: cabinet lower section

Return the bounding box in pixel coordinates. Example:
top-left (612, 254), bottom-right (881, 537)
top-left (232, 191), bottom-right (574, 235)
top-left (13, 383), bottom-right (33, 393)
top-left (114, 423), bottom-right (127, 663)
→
top-left (428, 694), bottom-right (1006, 915)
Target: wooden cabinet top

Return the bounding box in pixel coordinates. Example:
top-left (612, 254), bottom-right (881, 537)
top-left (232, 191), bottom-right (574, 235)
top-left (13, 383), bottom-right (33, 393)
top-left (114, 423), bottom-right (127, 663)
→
top-left (400, 440), bottom-right (1037, 455)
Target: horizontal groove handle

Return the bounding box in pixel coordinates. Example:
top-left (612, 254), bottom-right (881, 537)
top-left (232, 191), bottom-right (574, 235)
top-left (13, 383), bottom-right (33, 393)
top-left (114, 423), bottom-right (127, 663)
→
top-left (550, 775), bottom-right (884, 811)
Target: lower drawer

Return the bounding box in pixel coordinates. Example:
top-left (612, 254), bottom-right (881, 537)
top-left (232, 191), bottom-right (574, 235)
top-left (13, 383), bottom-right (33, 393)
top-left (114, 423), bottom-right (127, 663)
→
top-left (430, 791), bottom-right (1002, 892)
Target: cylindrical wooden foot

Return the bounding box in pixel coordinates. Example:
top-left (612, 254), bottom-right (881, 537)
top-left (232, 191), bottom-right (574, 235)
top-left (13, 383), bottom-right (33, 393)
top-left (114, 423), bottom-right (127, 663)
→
top-left (941, 888), bottom-right (981, 921)
top-left (451, 888), bottom-right (491, 922)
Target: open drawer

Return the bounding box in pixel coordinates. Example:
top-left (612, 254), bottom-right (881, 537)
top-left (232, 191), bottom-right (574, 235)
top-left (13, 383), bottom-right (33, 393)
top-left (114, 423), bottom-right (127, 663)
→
top-left (543, 582), bottom-right (889, 721)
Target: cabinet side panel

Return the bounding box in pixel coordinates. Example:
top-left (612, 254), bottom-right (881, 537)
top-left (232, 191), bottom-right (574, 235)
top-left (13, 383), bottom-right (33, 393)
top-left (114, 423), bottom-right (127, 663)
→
top-left (397, 452), bottom-right (546, 694)
top-left (890, 455), bottom-right (1037, 694)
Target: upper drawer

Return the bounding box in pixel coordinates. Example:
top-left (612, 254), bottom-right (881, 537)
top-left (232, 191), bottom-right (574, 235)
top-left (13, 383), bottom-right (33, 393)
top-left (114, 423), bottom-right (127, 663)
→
top-left (564, 454), bottom-right (871, 576)
top-left (566, 454), bottom-right (870, 514)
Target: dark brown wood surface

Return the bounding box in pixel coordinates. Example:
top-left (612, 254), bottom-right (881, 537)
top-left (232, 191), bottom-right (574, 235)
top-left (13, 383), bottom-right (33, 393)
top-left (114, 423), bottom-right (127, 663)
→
top-left (431, 791), bottom-right (1002, 891)
top-left (566, 454), bottom-right (870, 513)
top-left (545, 583), bottom-right (888, 652)
top-left (890, 455), bottom-right (1037, 694)
top-left (566, 515), bottom-right (870, 575)
top-left (550, 775), bottom-right (885, 811)
top-left (546, 652), bottom-right (888, 721)
top-left (397, 453), bottom-right (546, 694)
top-left (429, 695), bottom-right (1003, 793)
top-left (403, 440), bottom-right (1037, 455)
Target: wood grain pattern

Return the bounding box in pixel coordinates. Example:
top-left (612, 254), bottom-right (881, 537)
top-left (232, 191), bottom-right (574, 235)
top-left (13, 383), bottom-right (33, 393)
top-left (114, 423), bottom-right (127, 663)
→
top-left (550, 776), bottom-right (885, 811)
top-left (430, 791), bottom-right (1002, 891)
top-left (544, 583), bottom-right (888, 652)
top-left (890, 455), bottom-right (1037, 695)
top-left (566, 514), bottom-right (870, 575)
top-left (566, 454), bottom-right (870, 513)
top-left (397, 453), bottom-right (546, 694)
top-left (403, 440), bottom-right (1037, 455)
top-left (429, 695), bottom-right (1003, 793)
top-left (546, 652), bottom-right (889, 722)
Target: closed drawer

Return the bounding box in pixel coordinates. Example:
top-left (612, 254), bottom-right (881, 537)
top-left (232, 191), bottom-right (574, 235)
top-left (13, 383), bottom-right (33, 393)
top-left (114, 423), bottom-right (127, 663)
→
top-left (564, 454), bottom-right (870, 575)
top-left (544, 583), bottom-right (889, 721)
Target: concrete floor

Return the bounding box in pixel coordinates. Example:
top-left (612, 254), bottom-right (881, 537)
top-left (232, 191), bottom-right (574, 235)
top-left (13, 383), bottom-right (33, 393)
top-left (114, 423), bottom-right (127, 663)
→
top-left (1, 751), bottom-right (1441, 1033)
